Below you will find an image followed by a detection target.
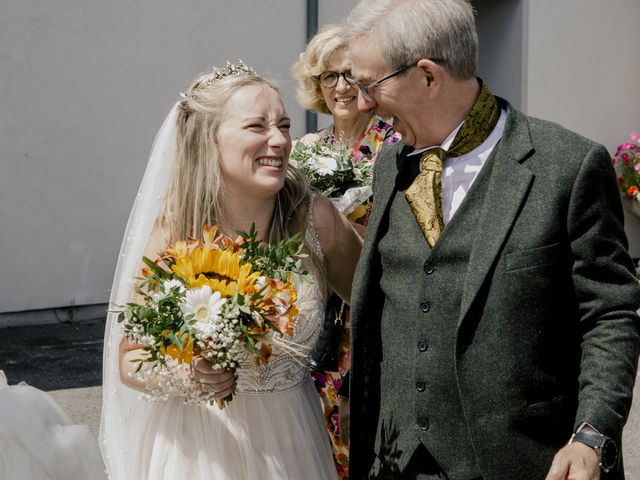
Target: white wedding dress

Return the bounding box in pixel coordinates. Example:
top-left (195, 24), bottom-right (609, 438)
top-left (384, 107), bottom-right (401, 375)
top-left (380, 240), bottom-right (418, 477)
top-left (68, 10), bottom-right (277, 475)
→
top-left (102, 217), bottom-right (338, 480)
top-left (0, 371), bottom-right (105, 479)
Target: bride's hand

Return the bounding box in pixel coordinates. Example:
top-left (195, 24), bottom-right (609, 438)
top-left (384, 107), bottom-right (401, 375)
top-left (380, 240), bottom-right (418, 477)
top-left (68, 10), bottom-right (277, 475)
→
top-left (191, 357), bottom-right (237, 399)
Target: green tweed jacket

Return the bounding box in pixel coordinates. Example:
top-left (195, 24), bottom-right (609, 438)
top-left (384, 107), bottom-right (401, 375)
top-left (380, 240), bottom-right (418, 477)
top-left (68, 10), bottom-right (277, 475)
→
top-left (348, 100), bottom-right (640, 479)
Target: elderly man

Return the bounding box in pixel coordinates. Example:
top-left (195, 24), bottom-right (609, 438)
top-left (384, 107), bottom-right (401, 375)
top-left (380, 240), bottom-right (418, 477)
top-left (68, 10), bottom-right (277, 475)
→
top-left (344, 0), bottom-right (640, 479)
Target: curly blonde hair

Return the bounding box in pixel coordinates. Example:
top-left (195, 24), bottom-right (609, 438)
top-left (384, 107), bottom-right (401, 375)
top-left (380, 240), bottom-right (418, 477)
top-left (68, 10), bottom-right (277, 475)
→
top-left (291, 24), bottom-right (347, 115)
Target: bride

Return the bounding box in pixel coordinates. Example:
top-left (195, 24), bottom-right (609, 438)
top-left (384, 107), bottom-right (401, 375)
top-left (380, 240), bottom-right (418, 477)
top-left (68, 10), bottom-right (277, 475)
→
top-left (100, 62), bottom-right (362, 479)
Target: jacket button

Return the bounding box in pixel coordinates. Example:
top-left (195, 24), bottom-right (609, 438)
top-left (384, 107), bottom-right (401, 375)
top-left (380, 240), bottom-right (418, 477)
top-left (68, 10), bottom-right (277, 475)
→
top-left (418, 340), bottom-right (428, 352)
top-left (418, 417), bottom-right (430, 430)
top-left (420, 301), bottom-right (430, 313)
top-left (423, 262), bottom-right (435, 274)
top-left (416, 381), bottom-right (426, 392)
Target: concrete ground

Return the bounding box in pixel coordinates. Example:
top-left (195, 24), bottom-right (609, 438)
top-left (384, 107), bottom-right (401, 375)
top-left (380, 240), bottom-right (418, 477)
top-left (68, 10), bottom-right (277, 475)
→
top-left (1, 318), bottom-right (639, 477)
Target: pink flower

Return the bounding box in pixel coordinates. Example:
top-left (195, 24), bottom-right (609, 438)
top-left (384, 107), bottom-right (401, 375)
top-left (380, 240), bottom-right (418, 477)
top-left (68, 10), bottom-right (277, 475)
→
top-left (634, 164), bottom-right (640, 173)
top-left (631, 132), bottom-right (639, 141)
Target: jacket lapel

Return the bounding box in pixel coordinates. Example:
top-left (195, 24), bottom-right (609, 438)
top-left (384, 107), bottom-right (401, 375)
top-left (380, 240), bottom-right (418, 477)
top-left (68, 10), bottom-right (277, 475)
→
top-left (366, 142), bottom-right (408, 242)
top-left (457, 105), bottom-right (535, 328)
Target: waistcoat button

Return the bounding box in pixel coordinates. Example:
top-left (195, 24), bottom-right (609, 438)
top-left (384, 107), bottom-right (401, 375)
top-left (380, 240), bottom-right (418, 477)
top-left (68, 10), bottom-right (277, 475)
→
top-left (418, 340), bottom-right (428, 352)
top-left (420, 301), bottom-right (430, 313)
top-left (418, 417), bottom-right (430, 430)
top-left (416, 381), bottom-right (426, 392)
top-left (423, 262), bottom-right (435, 274)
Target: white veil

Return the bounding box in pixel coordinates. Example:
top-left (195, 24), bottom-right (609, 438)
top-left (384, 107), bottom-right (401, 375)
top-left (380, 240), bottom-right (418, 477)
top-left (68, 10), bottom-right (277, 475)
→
top-left (100, 104), bottom-right (179, 479)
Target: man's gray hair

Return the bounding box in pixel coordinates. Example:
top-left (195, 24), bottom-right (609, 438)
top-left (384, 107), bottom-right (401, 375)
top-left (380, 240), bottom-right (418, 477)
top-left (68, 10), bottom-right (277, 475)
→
top-left (344, 0), bottom-right (478, 80)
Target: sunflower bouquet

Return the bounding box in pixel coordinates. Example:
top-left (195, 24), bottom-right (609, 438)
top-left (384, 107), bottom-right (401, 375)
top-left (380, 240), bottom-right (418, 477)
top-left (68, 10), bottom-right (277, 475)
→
top-left (116, 224), bottom-right (307, 407)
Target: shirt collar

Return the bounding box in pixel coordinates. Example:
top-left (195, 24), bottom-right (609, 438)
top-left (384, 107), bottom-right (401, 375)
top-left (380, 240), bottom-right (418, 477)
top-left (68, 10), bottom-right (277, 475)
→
top-left (408, 120), bottom-right (465, 157)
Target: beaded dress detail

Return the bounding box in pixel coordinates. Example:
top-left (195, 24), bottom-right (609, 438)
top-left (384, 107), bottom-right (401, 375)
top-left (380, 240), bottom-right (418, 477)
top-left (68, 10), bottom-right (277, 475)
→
top-left (237, 199), bottom-right (326, 394)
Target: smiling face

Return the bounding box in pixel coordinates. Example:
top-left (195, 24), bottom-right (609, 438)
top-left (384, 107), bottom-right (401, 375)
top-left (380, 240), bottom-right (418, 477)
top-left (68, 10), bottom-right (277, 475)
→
top-left (350, 38), bottom-right (432, 147)
top-left (319, 47), bottom-right (363, 125)
top-left (216, 83), bottom-right (292, 200)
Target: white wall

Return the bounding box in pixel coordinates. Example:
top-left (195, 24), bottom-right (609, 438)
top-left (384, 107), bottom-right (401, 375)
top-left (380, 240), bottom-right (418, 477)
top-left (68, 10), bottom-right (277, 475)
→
top-left (0, 1), bottom-right (306, 313)
top-left (524, 0), bottom-right (640, 256)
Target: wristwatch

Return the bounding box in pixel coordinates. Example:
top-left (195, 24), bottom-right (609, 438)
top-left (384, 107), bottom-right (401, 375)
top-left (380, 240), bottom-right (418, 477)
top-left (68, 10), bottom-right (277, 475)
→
top-left (570, 430), bottom-right (618, 473)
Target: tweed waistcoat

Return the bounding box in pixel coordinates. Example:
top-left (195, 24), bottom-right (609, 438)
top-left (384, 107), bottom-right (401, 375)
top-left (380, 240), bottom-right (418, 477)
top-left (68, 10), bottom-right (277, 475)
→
top-left (374, 154), bottom-right (495, 478)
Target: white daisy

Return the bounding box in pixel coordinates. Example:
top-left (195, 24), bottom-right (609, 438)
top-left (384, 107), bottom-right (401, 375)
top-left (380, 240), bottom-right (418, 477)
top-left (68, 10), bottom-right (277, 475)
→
top-left (310, 155), bottom-right (338, 176)
top-left (181, 286), bottom-right (226, 324)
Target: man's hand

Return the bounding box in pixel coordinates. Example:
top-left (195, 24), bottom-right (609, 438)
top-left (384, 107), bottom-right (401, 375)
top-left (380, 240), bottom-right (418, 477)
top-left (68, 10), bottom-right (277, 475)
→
top-left (545, 442), bottom-right (600, 480)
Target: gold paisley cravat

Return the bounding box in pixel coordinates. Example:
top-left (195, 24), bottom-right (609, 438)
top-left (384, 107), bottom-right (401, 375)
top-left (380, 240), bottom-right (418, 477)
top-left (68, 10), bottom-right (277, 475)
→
top-left (405, 82), bottom-right (500, 246)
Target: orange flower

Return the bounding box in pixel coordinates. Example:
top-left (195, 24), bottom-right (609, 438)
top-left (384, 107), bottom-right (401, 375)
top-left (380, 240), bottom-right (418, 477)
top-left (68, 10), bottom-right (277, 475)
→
top-left (264, 279), bottom-right (298, 336)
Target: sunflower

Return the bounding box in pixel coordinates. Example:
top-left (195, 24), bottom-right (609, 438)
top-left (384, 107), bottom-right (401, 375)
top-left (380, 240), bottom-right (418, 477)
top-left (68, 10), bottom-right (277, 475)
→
top-left (172, 245), bottom-right (260, 297)
top-left (162, 334), bottom-right (194, 364)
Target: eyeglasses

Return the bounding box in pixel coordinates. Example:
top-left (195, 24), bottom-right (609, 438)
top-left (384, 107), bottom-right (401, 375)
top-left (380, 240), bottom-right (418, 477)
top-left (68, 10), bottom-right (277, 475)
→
top-left (317, 70), bottom-right (357, 89)
top-left (354, 59), bottom-right (446, 102)
top-left (354, 63), bottom-right (417, 102)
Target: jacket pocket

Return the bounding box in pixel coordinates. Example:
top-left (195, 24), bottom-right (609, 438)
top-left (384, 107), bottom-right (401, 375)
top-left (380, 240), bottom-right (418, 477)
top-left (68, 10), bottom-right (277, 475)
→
top-left (504, 242), bottom-right (562, 272)
top-left (512, 394), bottom-right (575, 447)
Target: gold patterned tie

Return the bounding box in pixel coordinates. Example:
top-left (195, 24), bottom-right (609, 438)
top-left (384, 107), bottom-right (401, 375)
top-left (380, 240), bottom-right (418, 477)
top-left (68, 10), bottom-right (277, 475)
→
top-left (405, 148), bottom-right (446, 246)
top-left (405, 82), bottom-right (501, 247)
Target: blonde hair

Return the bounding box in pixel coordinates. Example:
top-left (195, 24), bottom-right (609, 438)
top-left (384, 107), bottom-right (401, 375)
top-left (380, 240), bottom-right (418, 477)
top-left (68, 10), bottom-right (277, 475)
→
top-left (291, 24), bottom-right (348, 114)
top-left (159, 67), bottom-right (309, 245)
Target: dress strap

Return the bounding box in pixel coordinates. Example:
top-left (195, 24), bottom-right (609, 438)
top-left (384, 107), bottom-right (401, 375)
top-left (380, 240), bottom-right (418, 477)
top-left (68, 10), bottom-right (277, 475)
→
top-left (305, 192), bottom-right (325, 266)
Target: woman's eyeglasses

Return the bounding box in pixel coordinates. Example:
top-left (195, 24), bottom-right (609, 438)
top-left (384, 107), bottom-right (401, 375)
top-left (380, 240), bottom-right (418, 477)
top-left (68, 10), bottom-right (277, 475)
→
top-left (317, 71), bottom-right (357, 89)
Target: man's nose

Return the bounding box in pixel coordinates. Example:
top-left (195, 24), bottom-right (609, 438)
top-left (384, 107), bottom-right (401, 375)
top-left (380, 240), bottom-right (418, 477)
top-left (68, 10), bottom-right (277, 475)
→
top-left (357, 91), bottom-right (376, 113)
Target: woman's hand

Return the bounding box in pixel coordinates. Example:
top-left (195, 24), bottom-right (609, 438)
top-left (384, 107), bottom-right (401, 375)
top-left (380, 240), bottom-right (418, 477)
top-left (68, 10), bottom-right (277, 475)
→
top-left (191, 357), bottom-right (237, 400)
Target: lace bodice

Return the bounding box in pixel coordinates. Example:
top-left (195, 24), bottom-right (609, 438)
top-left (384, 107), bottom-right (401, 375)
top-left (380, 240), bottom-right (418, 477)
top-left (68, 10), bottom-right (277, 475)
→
top-left (236, 199), bottom-right (327, 394)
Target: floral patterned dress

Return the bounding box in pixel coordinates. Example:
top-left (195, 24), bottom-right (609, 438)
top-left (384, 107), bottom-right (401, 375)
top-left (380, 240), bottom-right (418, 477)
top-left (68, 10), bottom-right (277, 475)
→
top-left (301, 115), bottom-right (400, 479)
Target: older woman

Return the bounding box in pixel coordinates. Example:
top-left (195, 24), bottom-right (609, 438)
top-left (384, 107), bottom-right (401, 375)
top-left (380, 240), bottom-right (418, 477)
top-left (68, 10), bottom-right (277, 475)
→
top-left (292, 24), bottom-right (400, 479)
top-left (292, 23), bottom-right (398, 166)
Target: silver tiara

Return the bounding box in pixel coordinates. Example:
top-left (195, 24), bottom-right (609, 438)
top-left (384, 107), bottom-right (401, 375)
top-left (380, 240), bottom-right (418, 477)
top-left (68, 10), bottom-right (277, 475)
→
top-left (179, 60), bottom-right (257, 100)
top-left (206, 60), bottom-right (256, 84)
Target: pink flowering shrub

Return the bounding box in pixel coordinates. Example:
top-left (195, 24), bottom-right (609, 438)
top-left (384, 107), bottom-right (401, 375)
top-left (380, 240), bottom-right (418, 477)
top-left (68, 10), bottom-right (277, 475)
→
top-left (612, 132), bottom-right (640, 200)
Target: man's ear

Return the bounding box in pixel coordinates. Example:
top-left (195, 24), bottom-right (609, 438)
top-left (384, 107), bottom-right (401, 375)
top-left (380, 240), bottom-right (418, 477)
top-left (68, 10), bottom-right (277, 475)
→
top-left (416, 58), bottom-right (441, 92)
top-left (426, 72), bottom-right (434, 86)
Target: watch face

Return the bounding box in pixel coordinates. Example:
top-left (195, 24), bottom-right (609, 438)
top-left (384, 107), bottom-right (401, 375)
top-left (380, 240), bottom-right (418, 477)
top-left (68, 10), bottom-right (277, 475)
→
top-left (601, 439), bottom-right (618, 471)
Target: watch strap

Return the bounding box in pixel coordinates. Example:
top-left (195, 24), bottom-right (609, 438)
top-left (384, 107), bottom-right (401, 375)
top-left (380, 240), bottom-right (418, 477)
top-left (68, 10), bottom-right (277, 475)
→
top-left (571, 429), bottom-right (606, 448)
